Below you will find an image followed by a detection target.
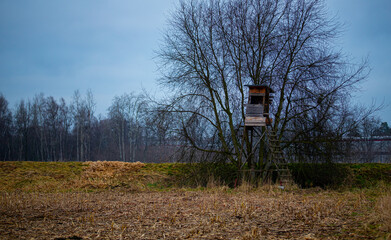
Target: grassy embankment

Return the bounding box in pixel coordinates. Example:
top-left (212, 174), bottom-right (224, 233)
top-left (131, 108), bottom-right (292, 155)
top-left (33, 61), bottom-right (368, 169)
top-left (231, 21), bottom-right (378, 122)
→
top-left (1, 161), bottom-right (390, 192)
top-left (0, 161), bottom-right (390, 239)
top-left (0, 161), bottom-right (179, 192)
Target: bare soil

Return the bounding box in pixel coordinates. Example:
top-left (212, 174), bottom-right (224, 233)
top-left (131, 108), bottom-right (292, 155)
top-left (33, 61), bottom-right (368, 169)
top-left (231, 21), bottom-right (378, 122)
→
top-left (0, 188), bottom-right (386, 240)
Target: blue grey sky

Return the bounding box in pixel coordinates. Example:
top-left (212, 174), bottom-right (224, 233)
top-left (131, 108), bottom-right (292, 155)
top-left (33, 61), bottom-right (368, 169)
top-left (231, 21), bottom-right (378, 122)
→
top-left (0, 0), bottom-right (390, 122)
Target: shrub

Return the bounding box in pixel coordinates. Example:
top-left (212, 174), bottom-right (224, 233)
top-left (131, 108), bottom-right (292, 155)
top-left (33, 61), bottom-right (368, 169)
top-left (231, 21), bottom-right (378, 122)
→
top-left (289, 163), bottom-right (351, 188)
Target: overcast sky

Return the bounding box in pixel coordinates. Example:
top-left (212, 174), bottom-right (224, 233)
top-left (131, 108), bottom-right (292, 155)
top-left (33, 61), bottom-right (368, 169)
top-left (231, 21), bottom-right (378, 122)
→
top-left (0, 0), bottom-right (390, 123)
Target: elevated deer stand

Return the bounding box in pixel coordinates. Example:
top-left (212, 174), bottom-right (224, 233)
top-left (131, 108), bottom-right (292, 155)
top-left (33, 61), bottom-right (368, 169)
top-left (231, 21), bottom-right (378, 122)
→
top-left (240, 85), bottom-right (291, 185)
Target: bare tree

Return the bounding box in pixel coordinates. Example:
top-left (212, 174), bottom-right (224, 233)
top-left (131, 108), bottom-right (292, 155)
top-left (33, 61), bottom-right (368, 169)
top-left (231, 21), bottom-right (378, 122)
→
top-left (0, 94), bottom-right (12, 161)
top-left (58, 98), bottom-right (72, 161)
top-left (42, 96), bottom-right (60, 161)
top-left (14, 100), bottom-right (30, 161)
top-left (124, 94), bottom-right (147, 162)
top-left (108, 95), bottom-right (127, 161)
top-left (71, 90), bottom-right (96, 161)
top-left (29, 94), bottom-right (45, 161)
top-left (157, 0), bottom-right (369, 166)
top-left (108, 93), bottom-right (147, 162)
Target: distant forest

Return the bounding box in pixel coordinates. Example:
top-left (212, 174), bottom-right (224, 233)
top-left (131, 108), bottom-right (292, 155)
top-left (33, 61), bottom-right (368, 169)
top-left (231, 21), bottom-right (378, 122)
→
top-left (0, 91), bottom-right (181, 162)
top-left (1, 91), bottom-right (390, 163)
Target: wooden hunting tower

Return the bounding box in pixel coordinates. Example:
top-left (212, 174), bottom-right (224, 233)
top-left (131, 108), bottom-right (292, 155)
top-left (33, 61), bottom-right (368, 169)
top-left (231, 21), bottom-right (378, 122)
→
top-left (240, 85), bottom-right (292, 186)
top-left (245, 85), bottom-right (274, 127)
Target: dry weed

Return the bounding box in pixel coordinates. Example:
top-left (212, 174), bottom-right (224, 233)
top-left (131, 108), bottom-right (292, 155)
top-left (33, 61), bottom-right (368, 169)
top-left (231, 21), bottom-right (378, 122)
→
top-left (236, 180), bottom-right (254, 193)
top-left (374, 194), bottom-right (391, 232)
top-left (206, 175), bottom-right (222, 189)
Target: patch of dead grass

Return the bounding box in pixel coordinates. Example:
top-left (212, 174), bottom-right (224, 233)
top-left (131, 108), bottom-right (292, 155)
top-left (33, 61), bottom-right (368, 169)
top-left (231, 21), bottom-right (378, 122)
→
top-left (75, 161), bottom-right (146, 190)
top-left (83, 161), bottom-right (145, 178)
top-left (373, 194), bottom-right (391, 233)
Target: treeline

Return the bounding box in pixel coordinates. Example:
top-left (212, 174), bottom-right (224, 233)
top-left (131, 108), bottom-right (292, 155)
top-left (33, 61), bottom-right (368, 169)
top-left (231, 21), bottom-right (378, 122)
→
top-left (1, 90), bottom-right (390, 163)
top-left (0, 91), bottom-right (179, 162)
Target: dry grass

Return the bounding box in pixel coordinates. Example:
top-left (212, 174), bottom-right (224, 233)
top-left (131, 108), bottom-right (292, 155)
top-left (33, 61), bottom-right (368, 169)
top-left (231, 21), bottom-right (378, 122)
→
top-left (1, 162), bottom-right (390, 239)
top-left (372, 194), bottom-right (391, 235)
top-left (0, 187), bottom-right (388, 239)
top-left (76, 161), bottom-right (146, 190)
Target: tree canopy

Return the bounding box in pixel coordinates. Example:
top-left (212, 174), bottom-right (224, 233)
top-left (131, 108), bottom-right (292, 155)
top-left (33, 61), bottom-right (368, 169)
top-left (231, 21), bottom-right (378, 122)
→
top-left (157, 0), bottom-right (369, 164)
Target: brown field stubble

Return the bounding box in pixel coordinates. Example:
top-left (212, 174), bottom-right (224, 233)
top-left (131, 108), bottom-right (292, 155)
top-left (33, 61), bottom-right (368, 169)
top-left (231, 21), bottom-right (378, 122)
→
top-left (0, 188), bottom-right (389, 239)
top-left (0, 161), bottom-right (390, 239)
